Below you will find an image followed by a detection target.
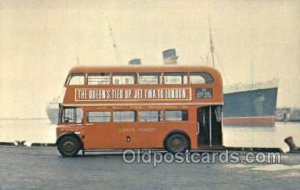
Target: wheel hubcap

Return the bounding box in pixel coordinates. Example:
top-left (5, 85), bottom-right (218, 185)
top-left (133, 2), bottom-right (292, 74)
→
top-left (63, 141), bottom-right (75, 153)
top-left (171, 138), bottom-right (184, 152)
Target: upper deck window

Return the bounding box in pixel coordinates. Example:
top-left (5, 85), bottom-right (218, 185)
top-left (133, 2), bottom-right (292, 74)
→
top-left (87, 73), bottom-right (110, 85)
top-left (164, 73), bottom-right (188, 84)
top-left (138, 73), bottom-right (162, 84)
top-left (67, 74), bottom-right (85, 85)
top-left (112, 73), bottom-right (136, 85)
top-left (190, 72), bottom-right (214, 84)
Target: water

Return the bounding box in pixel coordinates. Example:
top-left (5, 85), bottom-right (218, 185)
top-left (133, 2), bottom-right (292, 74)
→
top-left (0, 119), bottom-right (299, 152)
top-left (0, 119), bottom-right (56, 145)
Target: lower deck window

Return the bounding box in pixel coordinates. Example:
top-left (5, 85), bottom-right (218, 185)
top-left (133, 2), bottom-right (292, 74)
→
top-left (61, 107), bottom-right (83, 123)
top-left (87, 111), bottom-right (111, 122)
top-left (139, 111), bottom-right (161, 122)
top-left (165, 110), bottom-right (188, 121)
top-left (81, 110), bottom-right (189, 123)
top-left (113, 111), bottom-right (136, 122)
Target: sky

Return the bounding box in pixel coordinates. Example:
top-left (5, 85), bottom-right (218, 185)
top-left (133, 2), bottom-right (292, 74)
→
top-left (0, 0), bottom-right (299, 118)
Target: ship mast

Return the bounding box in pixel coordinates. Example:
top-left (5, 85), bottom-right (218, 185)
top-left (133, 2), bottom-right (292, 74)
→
top-left (251, 59), bottom-right (255, 88)
top-left (106, 17), bottom-right (121, 64)
top-left (208, 16), bottom-right (215, 67)
top-left (76, 56), bottom-right (80, 66)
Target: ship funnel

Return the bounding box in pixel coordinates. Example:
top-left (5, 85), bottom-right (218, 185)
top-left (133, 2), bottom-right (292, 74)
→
top-left (128, 58), bottom-right (141, 65)
top-left (162, 49), bottom-right (178, 65)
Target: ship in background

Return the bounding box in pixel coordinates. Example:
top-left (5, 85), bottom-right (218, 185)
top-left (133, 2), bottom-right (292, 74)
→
top-left (275, 107), bottom-right (300, 122)
top-left (207, 17), bottom-right (278, 126)
top-left (45, 54), bottom-right (279, 126)
top-left (46, 96), bottom-right (60, 124)
top-left (46, 18), bottom-right (278, 126)
top-left (223, 79), bottom-right (278, 126)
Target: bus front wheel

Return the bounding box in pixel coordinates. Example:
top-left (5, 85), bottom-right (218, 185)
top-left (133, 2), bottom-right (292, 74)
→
top-left (165, 133), bottom-right (189, 154)
top-left (57, 136), bottom-right (81, 157)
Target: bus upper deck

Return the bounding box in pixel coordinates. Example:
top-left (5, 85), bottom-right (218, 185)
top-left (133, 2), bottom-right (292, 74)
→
top-left (62, 65), bottom-right (223, 105)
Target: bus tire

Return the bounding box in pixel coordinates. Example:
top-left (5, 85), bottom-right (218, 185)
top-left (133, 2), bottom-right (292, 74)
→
top-left (57, 136), bottom-right (82, 157)
top-left (165, 133), bottom-right (189, 154)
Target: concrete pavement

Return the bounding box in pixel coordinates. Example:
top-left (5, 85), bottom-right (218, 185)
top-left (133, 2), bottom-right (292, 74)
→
top-left (0, 146), bottom-right (299, 190)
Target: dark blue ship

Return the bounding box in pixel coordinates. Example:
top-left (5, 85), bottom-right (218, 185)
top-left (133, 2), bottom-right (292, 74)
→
top-left (223, 80), bottom-right (278, 126)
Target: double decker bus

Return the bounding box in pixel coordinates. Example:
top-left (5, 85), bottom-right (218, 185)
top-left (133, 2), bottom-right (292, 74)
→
top-left (56, 66), bottom-right (224, 157)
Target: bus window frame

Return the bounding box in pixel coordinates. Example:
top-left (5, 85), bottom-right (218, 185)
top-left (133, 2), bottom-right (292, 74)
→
top-left (137, 72), bottom-right (163, 85)
top-left (112, 73), bottom-right (137, 85)
top-left (189, 72), bottom-right (214, 84)
top-left (64, 71), bottom-right (215, 86)
top-left (112, 110), bottom-right (137, 122)
top-left (59, 106), bottom-right (84, 124)
top-left (164, 110), bottom-right (189, 122)
top-left (163, 72), bottom-right (188, 85)
top-left (86, 110), bottom-right (112, 123)
top-left (138, 110), bottom-right (163, 122)
top-left (65, 73), bottom-right (86, 86)
top-left (87, 73), bottom-right (111, 85)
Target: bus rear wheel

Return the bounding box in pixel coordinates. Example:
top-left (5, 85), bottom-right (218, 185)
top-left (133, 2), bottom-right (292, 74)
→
top-left (57, 136), bottom-right (81, 157)
top-left (165, 133), bottom-right (189, 154)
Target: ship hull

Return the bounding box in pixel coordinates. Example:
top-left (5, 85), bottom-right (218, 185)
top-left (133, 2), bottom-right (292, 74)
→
top-left (223, 87), bottom-right (278, 126)
top-left (46, 106), bottom-right (58, 124)
top-left (223, 116), bottom-right (275, 126)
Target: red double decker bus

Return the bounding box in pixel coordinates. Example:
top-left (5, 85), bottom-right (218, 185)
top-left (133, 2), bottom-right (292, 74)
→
top-left (56, 65), bottom-right (223, 156)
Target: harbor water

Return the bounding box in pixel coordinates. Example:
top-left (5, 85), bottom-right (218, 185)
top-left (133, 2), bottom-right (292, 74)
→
top-left (0, 119), bottom-right (299, 152)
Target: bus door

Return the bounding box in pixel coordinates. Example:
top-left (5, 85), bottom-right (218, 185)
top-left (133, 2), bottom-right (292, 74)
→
top-left (83, 111), bottom-right (113, 149)
top-left (197, 106), bottom-right (223, 147)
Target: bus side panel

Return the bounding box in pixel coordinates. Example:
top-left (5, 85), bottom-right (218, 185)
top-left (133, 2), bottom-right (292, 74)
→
top-left (111, 122), bottom-right (198, 149)
top-left (82, 123), bottom-right (114, 149)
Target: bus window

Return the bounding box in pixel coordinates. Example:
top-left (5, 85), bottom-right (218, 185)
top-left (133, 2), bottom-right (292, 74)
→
top-left (164, 73), bottom-right (187, 84)
top-left (87, 111), bottom-right (111, 122)
top-left (113, 111), bottom-right (136, 122)
top-left (190, 72), bottom-right (214, 84)
top-left (87, 73), bottom-right (110, 85)
top-left (61, 107), bottom-right (83, 123)
top-left (112, 73), bottom-right (136, 85)
top-left (139, 111), bottom-right (161, 122)
top-left (165, 110), bottom-right (188, 121)
top-left (138, 73), bottom-right (162, 84)
top-left (67, 74), bottom-right (85, 85)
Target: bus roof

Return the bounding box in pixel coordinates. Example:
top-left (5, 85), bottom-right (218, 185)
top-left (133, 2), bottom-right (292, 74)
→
top-left (69, 65), bottom-right (221, 75)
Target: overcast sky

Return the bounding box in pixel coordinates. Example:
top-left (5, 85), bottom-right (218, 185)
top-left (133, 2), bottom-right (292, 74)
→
top-left (0, 0), bottom-right (299, 118)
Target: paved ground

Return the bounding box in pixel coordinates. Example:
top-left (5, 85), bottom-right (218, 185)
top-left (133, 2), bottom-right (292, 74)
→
top-left (0, 146), bottom-right (299, 190)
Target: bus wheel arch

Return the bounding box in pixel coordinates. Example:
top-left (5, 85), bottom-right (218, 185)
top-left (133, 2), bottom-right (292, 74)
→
top-left (163, 131), bottom-right (190, 153)
top-left (56, 133), bottom-right (83, 157)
